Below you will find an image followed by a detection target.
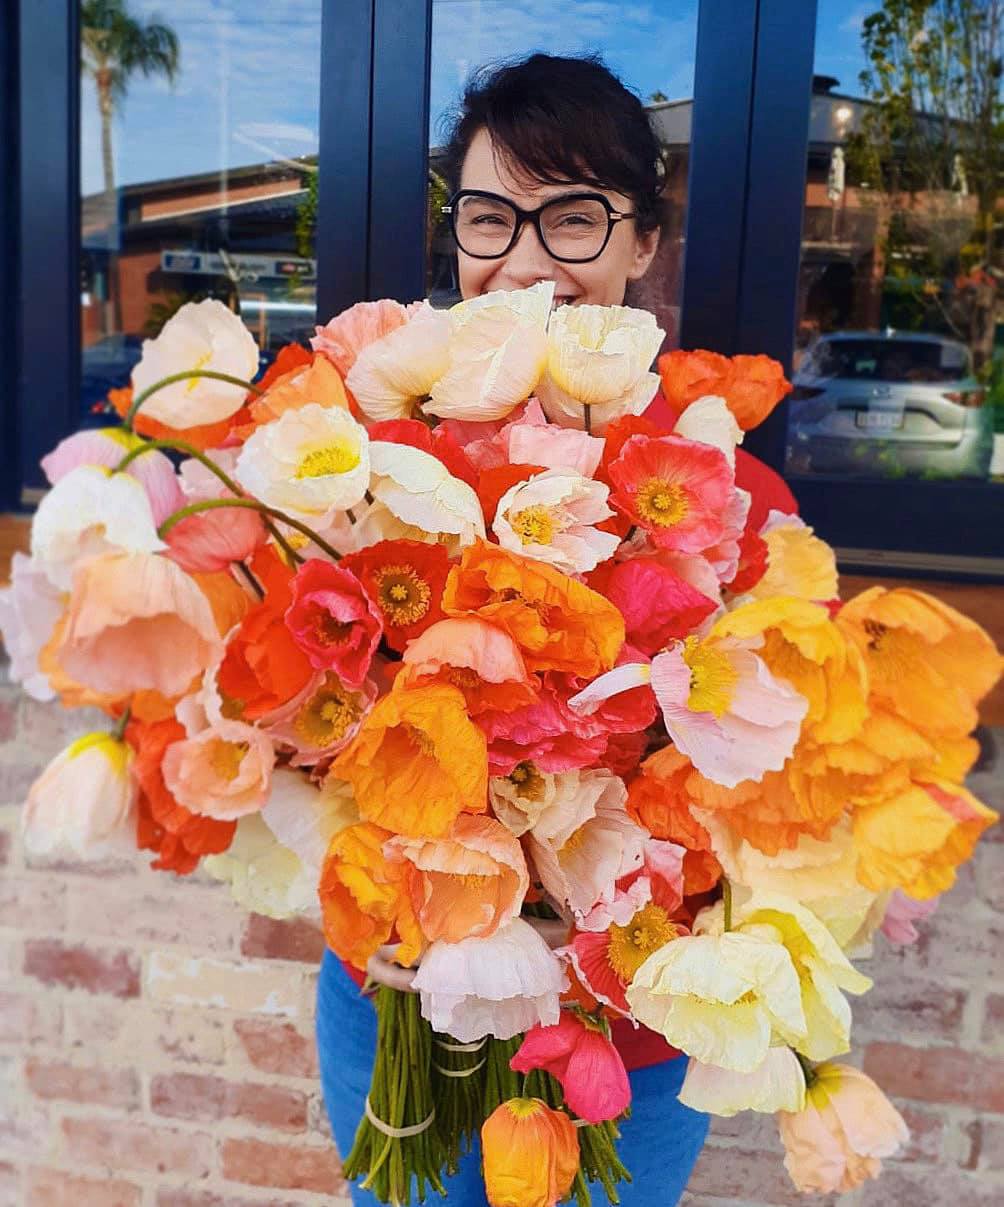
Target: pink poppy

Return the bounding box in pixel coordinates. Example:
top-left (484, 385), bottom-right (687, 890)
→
top-left (310, 299), bottom-right (415, 377)
top-left (587, 558), bottom-right (717, 655)
top-left (511, 1012), bottom-right (631, 1124)
top-left (162, 723), bottom-right (275, 821)
top-left (284, 560), bottom-right (383, 687)
top-left (478, 681), bottom-right (608, 774)
top-left (607, 434), bottom-right (734, 553)
top-left (581, 839), bottom-right (685, 932)
top-left (41, 428), bottom-right (184, 526)
top-left (880, 890), bottom-right (939, 946)
top-left (550, 648), bottom-right (658, 742)
top-left (163, 506), bottom-right (266, 574)
top-left (504, 398), bottom-right (605, 477)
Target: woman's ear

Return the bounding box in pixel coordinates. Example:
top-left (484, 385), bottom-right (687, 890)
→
top-left (628, 226), bottom-right (661, 281)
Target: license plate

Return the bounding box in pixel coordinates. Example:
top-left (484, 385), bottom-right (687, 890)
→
top-left (856, 410), bottom-right (903, 430)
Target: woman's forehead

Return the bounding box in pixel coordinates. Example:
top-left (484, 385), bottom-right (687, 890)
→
top-left (459, 128), bottom-right (627, 206)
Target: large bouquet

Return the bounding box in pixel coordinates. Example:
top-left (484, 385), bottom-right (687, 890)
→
top-left (4, 284), bottom-right (1000, 1206)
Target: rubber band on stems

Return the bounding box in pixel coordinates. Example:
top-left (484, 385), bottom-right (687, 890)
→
top-left (432, 1058), bottom-right (486, 1078)
top-left (364, 1097), bottom-right (436, 1139)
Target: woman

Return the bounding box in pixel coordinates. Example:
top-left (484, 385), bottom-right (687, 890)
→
top-left (318, 53), bottom-right (794, 1205)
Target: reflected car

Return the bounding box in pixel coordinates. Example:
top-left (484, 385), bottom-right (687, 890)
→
top-left (786, 332), bottom-right (994, 480)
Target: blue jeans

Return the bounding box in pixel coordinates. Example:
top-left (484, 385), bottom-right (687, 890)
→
top-left (317, 951), bottom-right (709, 1206)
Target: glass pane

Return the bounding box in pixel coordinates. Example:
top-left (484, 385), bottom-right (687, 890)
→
top-left (788, 0), bottom-right (1001, 485)
top-left (427, 1), bottom-right (698, 347)
top-left (80, 0), bottom-right (321, 429)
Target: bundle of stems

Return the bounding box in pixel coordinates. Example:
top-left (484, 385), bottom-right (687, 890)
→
top-left (432, 1033), bottom-right (487, 1175)
top-left (342, 987), bottom-right (447, 1204)
top-left (483, 1035), bottom-right (523, 1116)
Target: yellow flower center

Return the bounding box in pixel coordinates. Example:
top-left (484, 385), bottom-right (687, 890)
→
top-left (508, 504), bottom-right (555, 546)
top-left (505, 1098), bottom-right (545, 1121)
top-left (312, 610), bottom-right (353, 646)
top-left (209, 739), bottom-right (248, 782)
top-left (294, 677), bottom-right (362, 747)
top-left (682, 636), bottom-right (738, 717)
top-left (404, 723), bottom-right (435, 758)
top-left (375, 565), bottom-right (431, 627)
top-left (294, 439), bottom-right (360, 479)
top-left (635, 478), bottom-right (690, 527)
top-left (185, 350), bottom-right (213, 393)
top-left (607, 905), bottom-right (678, 982)
top-left (507, 761), bottom-right (547, 802)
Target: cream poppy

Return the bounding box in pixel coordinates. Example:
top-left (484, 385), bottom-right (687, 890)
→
top-left (234, 402), bottom-right (370, 525)
top-left (493, 470), bottom-right (619, 575)
top-left (131, 298), bottom-right (259, 428)
top-left (672, 395), bottom-right (744, 469)
top-left (345, 302), bottom-right (452, 422)
top-left (678, 1046), bottom-right (807, 1116)
top-left (368, 440), bottom-right (485, 551)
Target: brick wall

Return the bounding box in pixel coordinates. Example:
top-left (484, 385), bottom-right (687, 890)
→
top-left (1, 669), bottom-right (1002, 1207)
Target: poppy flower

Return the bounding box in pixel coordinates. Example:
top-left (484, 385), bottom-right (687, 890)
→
top-left (587, 557), bottom-right (717, 655)
top-left (262, 670), bottom-right (375, 766)
top-left (0, 552), bottom-right (64, 702)
top-left (607, 433), bottom-right (735, 554)
top-left (284, 560), bottom-right (382, 687)
top-left (492, 470), bottom-right (619, 575)
top-left (241, 355), bottom-right (351, 434)
top-left (311, 298), bottom-right (415, 377)
top-left (345, 302), bottom-right (452, 422)
top-left (679, 1047), bottom-right (806, 1117)
top-left (481, 1097), bottom-right (580, 1207)
top-left (367, 418), bottom-right (479, 490)
top-left (511, 1011), bottom-right (630, 1124)
top-left (330, 682), bottom-right (488, 837)
top-left (367, 440), bottom-right (486, 552)
top-left (658, 348), bottom-right (791, 431)
top-left (443, 542), bottom-right (625, 679)
top-left (341, 538), bottom-right (451, 652)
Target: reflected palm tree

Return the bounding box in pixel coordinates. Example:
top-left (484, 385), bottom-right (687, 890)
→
top-left (81, 0), bottom-right (180, 328)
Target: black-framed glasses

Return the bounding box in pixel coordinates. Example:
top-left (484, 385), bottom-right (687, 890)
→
top-left (442, 190), bottom-right (636, 263)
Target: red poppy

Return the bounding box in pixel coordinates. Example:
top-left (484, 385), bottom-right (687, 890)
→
top-left (341, 539), bottom-right (451, 652)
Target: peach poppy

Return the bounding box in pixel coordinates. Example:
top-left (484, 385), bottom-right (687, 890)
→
top-left (318, 820), bottom-right (422, 971)
top-left (657, 349), bottom-right (792, 431)
top-left (837, 587), bottom-right (1003, 740)
top-left (311, 298), bottom-right (415, 378)
top-left (398, 617), bottom-right (537, 715)
top-left (778, 1063), bottom-right (908, 1194)
top-left (245, 354), bottom-right (350, 430)
top-left (55, 552), bottom-right (221, 700)
top-left (215, 548), bottom-right (315, 721)
top-left (511, 1011), bottom-right (630, 1124)
top-left (607, 433), bottom-right (735, 554)
top-left (161, 719), bottom-right (275, 821)
top-left (284, 560), bottom-right (382, 687)
top-left (163, 504), bottom-right (266, 574)
top-left (341, 538), bottom-right (451, 653)
top-left (853, 777), bottom-right (997, 899)
top-left (262, 670), bottom-right (375, 766)
top-left (443, 542), bottom-right (625, 679)
top-left (481, 1098), bottom-right (579, 1207)
top-left (330, 683), bottom-right (488, 838)
top-left (384, 814), bottom-right (529, 943)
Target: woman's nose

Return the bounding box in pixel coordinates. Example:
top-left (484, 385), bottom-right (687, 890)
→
top-left (500, 219), bottom-right (558, 285)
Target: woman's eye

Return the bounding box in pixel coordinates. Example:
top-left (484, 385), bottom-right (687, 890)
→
top-left (470, 213), bottom-right (509, 227)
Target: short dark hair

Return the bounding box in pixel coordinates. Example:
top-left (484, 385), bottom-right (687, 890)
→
top-left (442, 53), bottom-right (668, 235)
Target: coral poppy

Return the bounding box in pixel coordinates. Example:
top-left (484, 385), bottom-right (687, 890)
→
top-left (399, 617), bottom-right (537, 715)
top-left (657, 348), bottom-right (792, 431)
top-left (606, 434), bottom-right (735, 554)
top-left (244, 354), bottom-right (349, 432)
top-left (443, 542), bottom-right (625, 678)
top-left (318, 820), bottom-right (422, 971)
top-left (384, 814), bottom-right (529, 943)
top-left (262, 670), bottom-right (375, 766)
top-left (511, 1011), bottom-right (630, 1124)
top-left (345, 302), bottom-right (452, 421)
top-left (284, 560), bottom-right (382, 687)
top-left (778, 1063), bottom-right (908, 1194)
top-left (481, 1097), bottom-right (580, 1207)
top-left (162, 719), bottom-right (275, 821)
top-left (341, 539), bottom-right (451, 652)
top-left (330, 683), bottom-right (488, 837)
top-left (311, 298), bottom-right (415, 377)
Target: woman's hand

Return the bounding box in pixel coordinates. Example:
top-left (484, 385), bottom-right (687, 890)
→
top-left (363, 915), bottom-right (570, 993)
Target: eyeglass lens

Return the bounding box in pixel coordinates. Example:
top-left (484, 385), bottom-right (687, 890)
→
top-left (453, 194), bottom-right (611, 261)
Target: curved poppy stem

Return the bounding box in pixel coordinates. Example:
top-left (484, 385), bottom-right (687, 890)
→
top-left (158, 497), bottom-right (341, 563)
top-left (124, 369), bottom-right (264, 431)
top-left (582, 402), bottom-right (592, 434)
top-left (114, 438), bottom-right (302, 566)
top-left (112, 706), bottom-right (132, 742)
top-left (722, 877), bottom-right (733, 932)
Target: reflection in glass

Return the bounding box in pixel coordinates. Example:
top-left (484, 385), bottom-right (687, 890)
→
top-left (80, 0), bottom-right (321, 429)
top-left (790, 0), bottom-right (1004, 482)
top-left (427, 0), bottom-right (697, 341)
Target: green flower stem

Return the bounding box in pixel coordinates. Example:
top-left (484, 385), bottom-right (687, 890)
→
top-left (111, 706), bottom-right (132, 742)
top-left (157, 497), bottom-right (340, 563)
top-left (722, 877), bottom-right (734, 932)
top-left (124, 369), bottom-right (263, 431)
top-left (583, 403), bottom-right (593, 434)
top-left (794, 1049), bottom-right (817, 1089)
top-left (114, 438), bottom-right (303, 567)
top-left (234, 561), bottom-right (265, 599)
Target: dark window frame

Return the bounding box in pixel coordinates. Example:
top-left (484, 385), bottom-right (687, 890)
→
top-left (8, 0), bottom-right (1002, 576)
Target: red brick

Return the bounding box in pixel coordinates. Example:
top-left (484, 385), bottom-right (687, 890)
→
top-left (220, 1138), bottom-right (345, 1194)
top-left (850, 977), bottom-right (967, 1044)
top-left (156, 1191), bottom-right (304, 1207)
top-left (858, 1166), bottom-right (1004, 1206)
top-left (910, 910), bottom-right (1004, 983)
top-left (150, 1071), bottom-right (308, 1133)
top-left (25, 1057), bottom-right (139, 1111)
top-left (65, 878), bottom-right (240, 954)
top-left (240, 914), bottom-right (326, 963)
top-left (24, 940), bottom-right (140, 998)
top-left (232, 1018), bottom-right (319, 1079)
top-left (0, 872), bottom-right (66, 931)
top-left (896, 1105), bottom-right (944, 1165)
top-left (61, 1117), bottom-right (213, 1177)
top-left (686, 1143), bottom-right (835, 1207)
top-left (0, 990), bottom-right (62, 1045)
top-left (982, 993), bottom-right (1004, 1045)
top-left (863, 1042), bottom-right (1004, 1113)
top-left (961, 1118), bottom-right (1004, 1173)
top-left (25, 1167), bottom-right (142, 1207)
top-left (0, 1098), bottom-right (52, 1161)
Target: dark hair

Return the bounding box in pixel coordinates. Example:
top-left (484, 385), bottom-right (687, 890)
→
top-left (442, 53), bottom-right (667, 235)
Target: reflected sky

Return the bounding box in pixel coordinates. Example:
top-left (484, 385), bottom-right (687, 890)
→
top-left (81, 0), bottom-right (869, 194)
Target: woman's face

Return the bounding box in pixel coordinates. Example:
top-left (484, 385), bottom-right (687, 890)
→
top-left (457, 128), bottom-right (660, 307)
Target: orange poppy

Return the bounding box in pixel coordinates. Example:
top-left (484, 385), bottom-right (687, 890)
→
top-left (481, 1098), bottom-right (579, 1207)
top-left (657, 349), bottom-right (791, 431)
top-left (108, 385), bottom-right (252, 452)
top-left (442, 542), bottom-right (624, 678)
